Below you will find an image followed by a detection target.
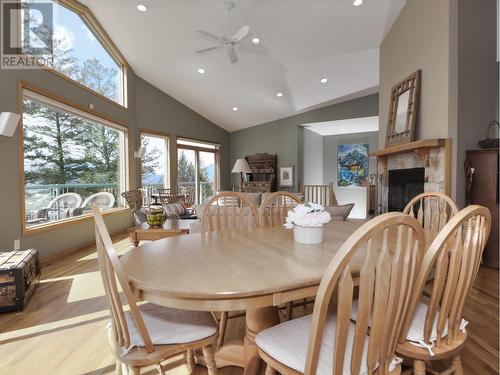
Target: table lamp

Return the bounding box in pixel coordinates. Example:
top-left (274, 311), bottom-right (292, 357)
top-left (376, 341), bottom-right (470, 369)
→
top-left (231, 158), bottom-right (252, 191)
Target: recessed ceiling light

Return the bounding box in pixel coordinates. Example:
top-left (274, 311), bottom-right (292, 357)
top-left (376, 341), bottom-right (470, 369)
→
top-left (353, 0), bottom-right (363, 6)
top-left (197, 68), bottom-right (206, 74)
top-left (276, 92), bottom-right (283, 97)
top-left (320, 77), bottom-right (328, 83)
top-left (232, 107), bottom-right (239, 111)
top-left (251, 37), bottom-right (261, 45)
top-left (137, 4), bottom-right (148, 12)
top-left (340, 128), bottom-right (345, 131)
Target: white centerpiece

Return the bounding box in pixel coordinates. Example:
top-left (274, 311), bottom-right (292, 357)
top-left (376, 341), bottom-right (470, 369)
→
top-left (284, 203), bottom-right (331, 244)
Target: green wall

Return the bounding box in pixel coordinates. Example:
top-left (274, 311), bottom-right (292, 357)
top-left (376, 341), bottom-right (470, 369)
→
top-left (0, 65), bottom-right (229, 258)
top-left (230, 94), bottom-right (379, 190)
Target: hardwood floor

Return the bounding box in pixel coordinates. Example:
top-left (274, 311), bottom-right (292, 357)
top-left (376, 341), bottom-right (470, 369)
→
top-left (0, 235), bottom-right (498, 374)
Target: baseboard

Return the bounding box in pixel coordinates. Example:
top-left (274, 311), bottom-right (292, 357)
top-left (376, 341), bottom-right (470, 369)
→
top-left (41, 228), bottom-right (129, 266)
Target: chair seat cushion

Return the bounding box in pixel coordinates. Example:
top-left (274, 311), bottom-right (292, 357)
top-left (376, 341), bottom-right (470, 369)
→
top-left (125, 303), bottom-right (217, 347)
top-left (405, 301), bottom-right (468, 343)
top-left (351, 300), bottom-right (468, 343)
top-left (255, 313), bottom-right (369, 375)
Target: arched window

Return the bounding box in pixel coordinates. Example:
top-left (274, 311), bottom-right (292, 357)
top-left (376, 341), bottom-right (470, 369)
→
top-left (22, 0), bottom-right (127, 106)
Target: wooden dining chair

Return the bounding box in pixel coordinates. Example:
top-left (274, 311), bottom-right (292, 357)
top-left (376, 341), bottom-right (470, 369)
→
top-left (200, 192), bottom-right (260, 348)
top-left (259, 191), bottom-right (302, 227)
top-left (403, 192), bottom-right (459, 235)
top-left (259, 192), bottom-right (303, 320)
top-left (92, 206), bottom-right (219, 375)
top-left (396, 205), bottom-right (491, 375)
top-left (256, 212), bottom-right (425, 375)
top-left (201, 192), bottom-right (260, 233)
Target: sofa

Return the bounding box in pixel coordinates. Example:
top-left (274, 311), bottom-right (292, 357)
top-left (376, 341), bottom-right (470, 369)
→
top-left (191, 191), bottom-right (304, 216)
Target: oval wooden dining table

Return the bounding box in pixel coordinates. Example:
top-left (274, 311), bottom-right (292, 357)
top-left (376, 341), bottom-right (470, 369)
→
top-left (120, 219), bottom-right (420, 375)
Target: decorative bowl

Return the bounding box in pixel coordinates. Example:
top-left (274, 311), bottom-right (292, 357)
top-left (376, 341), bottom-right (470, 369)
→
top-left (146, 212), bottom-right (166, 227)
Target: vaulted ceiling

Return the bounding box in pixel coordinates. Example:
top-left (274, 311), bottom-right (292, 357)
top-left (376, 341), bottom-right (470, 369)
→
top-left (81, 0), bottom-right (406, 131)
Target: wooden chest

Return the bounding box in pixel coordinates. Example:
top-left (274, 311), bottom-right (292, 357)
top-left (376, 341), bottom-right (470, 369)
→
top-left (0, 249), bottom-right (40, 312)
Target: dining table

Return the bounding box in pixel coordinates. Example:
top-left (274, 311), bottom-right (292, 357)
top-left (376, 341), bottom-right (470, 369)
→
top-left (120, 219), bottom-right (432, 375)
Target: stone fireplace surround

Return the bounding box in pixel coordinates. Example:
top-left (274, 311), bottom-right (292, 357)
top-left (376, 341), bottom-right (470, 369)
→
top-left (370, 139), bottom-right (451, 213)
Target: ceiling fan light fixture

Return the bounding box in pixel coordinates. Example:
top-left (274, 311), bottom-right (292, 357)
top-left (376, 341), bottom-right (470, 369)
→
top-left (232, 107), bottom-right (239, 111)
top-left (251, 37), bottom-right (261, 45)
top-left (353, 0), bottom-right (363, 6)
top-left (276, 92), bottom-right (283, 98)
top-left (320, 77), bottom-right (328, 83)
top-left (197, 68), bottom-right (206, 74)
top-left (137, 4), bottom-right (148, 12)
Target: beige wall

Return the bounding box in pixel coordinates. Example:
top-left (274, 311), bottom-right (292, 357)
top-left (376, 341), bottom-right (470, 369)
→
top-left (379, 0), bottom-right (498, 207)
top-left (379, 0), bottom-right (453, 144)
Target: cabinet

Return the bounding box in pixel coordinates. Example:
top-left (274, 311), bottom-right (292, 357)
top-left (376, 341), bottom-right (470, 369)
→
top-left (241, 153), bottom-right (277, 193)
top-left (466, 149), bottom-right (499, 268)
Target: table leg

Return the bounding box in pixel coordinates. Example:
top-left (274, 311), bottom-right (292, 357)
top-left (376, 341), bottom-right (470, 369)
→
top-left (214, 306), bottom-right (279, 373)
top-left (128, 232), bottom-right (139, 247)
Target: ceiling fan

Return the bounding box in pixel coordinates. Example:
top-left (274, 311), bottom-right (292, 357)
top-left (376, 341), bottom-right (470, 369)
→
top-left (195, 1), bottom-right (265, 64)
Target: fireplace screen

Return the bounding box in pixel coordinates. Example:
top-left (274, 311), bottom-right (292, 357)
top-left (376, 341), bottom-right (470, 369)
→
top-left (388, 168), bottom-right (425, 212)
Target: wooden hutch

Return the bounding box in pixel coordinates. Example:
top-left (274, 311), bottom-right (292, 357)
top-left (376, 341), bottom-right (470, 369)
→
top-left (465, 148), bottom-right (499, 268)
top-left (240, 153), bottom-right (277, 193)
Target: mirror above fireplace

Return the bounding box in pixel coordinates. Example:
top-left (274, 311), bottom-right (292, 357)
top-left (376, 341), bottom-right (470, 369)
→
top-left (385, 70), bottom-right (421, 147)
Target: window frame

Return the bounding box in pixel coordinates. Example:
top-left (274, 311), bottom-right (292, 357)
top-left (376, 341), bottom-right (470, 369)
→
top-left (18, 80), bottom-right (130, 236)
top-left (176, 137), bottom-right (220, 204)
top-left (18, 0), bottom-right (129, 108)
top-left (138, 129), bottom-right (171, 190)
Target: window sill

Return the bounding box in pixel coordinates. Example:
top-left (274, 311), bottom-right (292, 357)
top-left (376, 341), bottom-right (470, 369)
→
top-left (22, 207), bottom-right (130, 237)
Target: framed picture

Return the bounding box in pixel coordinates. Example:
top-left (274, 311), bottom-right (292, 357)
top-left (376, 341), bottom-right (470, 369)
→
top-left (337, 144), bottom-right (369, 187)
top-left (279, 166), bottom-right (294, 187)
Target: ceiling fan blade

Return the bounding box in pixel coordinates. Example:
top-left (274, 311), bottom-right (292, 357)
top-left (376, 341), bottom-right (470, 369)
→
top-left (231, 25), bottom-right (250, 43)
top-left (196, 30), bottom-right (224, 42)
top-left (196, 46), bottom-right (221, 54)
top-left (239, 43), bottom-right (268, 55)
top-left (227, 45), bottom-right (239, 63)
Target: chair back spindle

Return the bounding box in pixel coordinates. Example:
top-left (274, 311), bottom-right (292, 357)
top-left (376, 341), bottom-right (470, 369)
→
top-left (304, 212), bottom-right (425, 375)
top-left (403, 192), bottom-right (458, 234)
top-left (201, 192), bottom-right (260, 232)
top-left (259, 192), bottom-right (302, 227)
top-left (400, 205), bottom-right (491, 348)
top-left (92, 206), bottom-right (155, 353)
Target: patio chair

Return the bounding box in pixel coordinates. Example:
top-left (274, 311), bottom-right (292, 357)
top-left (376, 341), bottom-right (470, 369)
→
top-left (122, 190), bottom-right (148, 225)
top-left (81, 192), bottom-right (116, 211)
top-left (28, 192), bottom-right (83, 223)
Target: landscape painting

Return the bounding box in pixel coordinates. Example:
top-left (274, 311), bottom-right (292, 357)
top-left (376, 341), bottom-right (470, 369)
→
top-left (337, 143), bottom-right (369, 187)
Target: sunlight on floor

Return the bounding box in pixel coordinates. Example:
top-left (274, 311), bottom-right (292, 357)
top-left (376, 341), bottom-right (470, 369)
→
top-left (42, 271), bottom-right (108, 303)
top-left (0, 309), bottom-right (110, 343)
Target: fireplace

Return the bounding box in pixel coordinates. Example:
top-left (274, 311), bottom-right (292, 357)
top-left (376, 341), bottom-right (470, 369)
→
top-left (388, 168), bottom-right (425, 212)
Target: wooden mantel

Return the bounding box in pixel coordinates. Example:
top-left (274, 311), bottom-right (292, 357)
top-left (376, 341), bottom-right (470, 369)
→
top-left (369, 138), bottom-right (449, 159)
top-left (370, 138), bottom-right (452, 196)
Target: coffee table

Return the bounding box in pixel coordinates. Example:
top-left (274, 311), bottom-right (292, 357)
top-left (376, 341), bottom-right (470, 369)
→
top-left (127, 219), bottom-right (198, 246)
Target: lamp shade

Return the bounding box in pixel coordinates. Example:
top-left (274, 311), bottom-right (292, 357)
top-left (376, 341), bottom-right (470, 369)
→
top-left (231, 158), bottom-right (252, 173)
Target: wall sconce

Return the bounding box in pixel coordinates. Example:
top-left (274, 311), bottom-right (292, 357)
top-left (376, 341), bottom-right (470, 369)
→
top-left (0, 112), bottom-right (21, 137)
top-left (134, 147), bottom-right (145, 159)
